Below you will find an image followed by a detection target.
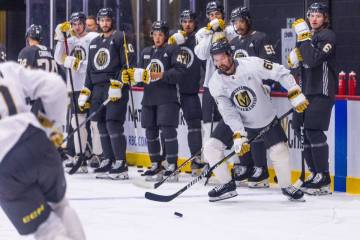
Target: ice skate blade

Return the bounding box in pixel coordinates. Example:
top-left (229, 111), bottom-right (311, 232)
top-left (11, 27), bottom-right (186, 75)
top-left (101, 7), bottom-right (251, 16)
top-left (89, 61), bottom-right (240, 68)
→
top-left (302, 186), bottom-right (332, 196)
top-left (145, 174), bottom-right (164, 182)
top-left (287, 196), bottom-right (306, 202)
top-left (108, 172), bottom-right (129, 180)
top-left (209, 191), bottom-right (238, 202)
top-left (248, 180), bottom-right (269, 188)
top-left (95, 173), bottom-right (111, 179)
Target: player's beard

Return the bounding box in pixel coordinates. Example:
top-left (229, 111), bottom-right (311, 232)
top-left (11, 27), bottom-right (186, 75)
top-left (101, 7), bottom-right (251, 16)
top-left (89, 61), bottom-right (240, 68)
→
top-left (101, 25), bottom-right (112, 33)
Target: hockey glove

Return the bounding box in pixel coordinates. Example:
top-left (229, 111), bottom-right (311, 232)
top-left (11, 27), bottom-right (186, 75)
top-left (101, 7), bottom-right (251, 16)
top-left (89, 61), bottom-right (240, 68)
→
top-left (108, 79), bottom-right (123, 102)
top-left (78, 87), bottom-right (91, 111)
top-left (54, 22), bottom-right (72, 41)
top-left (233, 131), bottom-right (250, 157)
top-left (50, 130), bottom-right (64, 148)
top-left (287, 48), bottom-right (303, 69)
top-left (121, 69), bottom-right (131, 85)
top-left (207, 18), bottom-right (226, 32)
top-left (63, 56), bottom-right (81, 71)
top-left (128, 68), bottom-right (151, 85)
top-left (292, 19), bottom-right (312, 42)
top-left (288, 86), bottom-right (309, 113)
top-left (168, 31), bottom-right (187, 45)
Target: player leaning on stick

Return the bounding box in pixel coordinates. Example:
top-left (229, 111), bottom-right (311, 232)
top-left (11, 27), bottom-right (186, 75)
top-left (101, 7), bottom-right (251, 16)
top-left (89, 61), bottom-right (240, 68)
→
top-left (122, 21), bottom-right (187, 182)
top-left (204, 40), bottom-right (309, 202)
top-left (54, 12), bottom-right (101, 173)
top-left (0, 61), bottom-right (85, 239)
top-left (79, 8), bottom-right (136, 180)
top-left (167, 10), bottom-right (208, 176)
top-left (288, 2), bottom-right (336, 195)
top-left (194, 1), bottom-right (237, 147)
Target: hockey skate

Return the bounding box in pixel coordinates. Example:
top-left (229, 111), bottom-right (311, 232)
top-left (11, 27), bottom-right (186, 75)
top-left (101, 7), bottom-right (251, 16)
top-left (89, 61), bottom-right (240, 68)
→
top-left (66, 155), bottom-right (88, 173)
top-left (208, 180), bottom-right (238, 202)
top-left (281, 185), bottom-right (305, 202)
top-left (231, 164), bottom-right (252, 186)
top-left (164, 163), bottom-right (178, 182)
top-left (248, 167), bottom-right (269, 188)
top-left (143, 162), bottom-right (164, 182)
top-left (88, 154), bottom-right (101, 168)
top-left (95, 159), bottom-right (112, 179)
top-left (108, 160), bottom-right (129, 180)
top-left (301, 172), bottom-right (332, 196)
top-left (191, 156), bottom-right (209, 177)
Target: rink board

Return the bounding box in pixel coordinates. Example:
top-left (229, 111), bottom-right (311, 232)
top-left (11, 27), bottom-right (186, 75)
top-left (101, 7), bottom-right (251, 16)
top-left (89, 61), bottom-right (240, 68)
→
top-left (122, 88), bottom-right (359, 194)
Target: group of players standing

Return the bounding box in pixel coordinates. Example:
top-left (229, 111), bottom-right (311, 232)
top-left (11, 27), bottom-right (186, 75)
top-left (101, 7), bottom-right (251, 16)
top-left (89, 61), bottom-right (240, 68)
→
top-left (0, 1), bottom-right (336, 239)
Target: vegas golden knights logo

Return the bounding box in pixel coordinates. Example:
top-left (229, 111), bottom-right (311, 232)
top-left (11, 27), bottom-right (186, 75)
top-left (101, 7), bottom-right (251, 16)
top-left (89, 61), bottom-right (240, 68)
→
top-left (235, 91), bottom-right (251, 108)
top-left (94, 48), bottom-right (110, 70)
top-left (97, 51), bottom-right (107, 66)
top-left (73, 49), bottom-right (83, 60)
top-left (149, 62), bottom-right (161, 73)
top-left (179, 47), bottom-right (194, 68)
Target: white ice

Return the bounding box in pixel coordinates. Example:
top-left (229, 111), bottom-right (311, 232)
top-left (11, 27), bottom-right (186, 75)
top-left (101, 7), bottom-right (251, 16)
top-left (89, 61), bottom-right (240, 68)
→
top-left (1, 167), bottom-right (360, 240)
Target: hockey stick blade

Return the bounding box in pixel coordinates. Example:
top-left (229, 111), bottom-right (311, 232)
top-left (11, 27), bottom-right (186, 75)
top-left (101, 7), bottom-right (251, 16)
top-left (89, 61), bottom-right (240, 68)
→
top-left (144, 109), bottom-right (294, 202)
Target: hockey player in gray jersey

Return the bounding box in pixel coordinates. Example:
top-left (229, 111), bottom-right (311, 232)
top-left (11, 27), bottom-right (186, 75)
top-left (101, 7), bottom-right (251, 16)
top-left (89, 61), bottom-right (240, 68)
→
top-left (54, 12), bottom-right (101, 173)
top-left (288, 2), bottom-right (336, 195)
top-left (204, 40), bottom-right (308, 202)
top-left (227, 6), bottom-right (277, 187)
top-left (194, 1), bottom-right (237, 146)
top-left (167, 10), bottom-right (207, 175)
top-left (0, 61), bottom-right (85, 239)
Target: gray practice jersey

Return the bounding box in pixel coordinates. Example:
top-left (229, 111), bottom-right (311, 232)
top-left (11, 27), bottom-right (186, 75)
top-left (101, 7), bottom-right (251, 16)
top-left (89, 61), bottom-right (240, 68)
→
top-left (209, 57), bottom-right (298, 135)
top-left (0, 62), bottom-right (67, 161)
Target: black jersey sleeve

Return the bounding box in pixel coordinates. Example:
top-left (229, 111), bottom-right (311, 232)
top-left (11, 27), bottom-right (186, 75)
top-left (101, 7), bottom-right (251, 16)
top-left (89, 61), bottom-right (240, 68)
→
top-left (114, 31), bottom-right (137, 69)
top-left (162, 45), bottom-right (187, 84)
top-left (257, 34), bottom-right (277, 62)
top-left (299, 30), bottom-right (336, 68)
top-left (17, 47), bottom-right (36, 68)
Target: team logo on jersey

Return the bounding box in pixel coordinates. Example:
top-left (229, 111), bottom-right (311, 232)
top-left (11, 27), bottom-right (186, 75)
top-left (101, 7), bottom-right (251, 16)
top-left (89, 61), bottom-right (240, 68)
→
top-left (146, 59), bottom-right (164, 81)
top-left (231, 86), bottom-right (257, 111)
top-left (71, 45), bottom-right (86, 61)
top-left (178, 46), bottom-right (194, 68)
top-left (94, 48), bottom-right (110, 70)
top-left (233, 49), bottom-right (249, 59)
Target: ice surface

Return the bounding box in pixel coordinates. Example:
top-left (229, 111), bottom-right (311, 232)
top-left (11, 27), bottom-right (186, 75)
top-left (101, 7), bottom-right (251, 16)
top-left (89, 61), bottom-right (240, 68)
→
top-left (1, 167), bottom-right (360, 240)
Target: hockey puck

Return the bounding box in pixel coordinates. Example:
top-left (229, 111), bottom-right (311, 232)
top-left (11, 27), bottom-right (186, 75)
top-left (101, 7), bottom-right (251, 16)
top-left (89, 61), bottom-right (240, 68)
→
top-left (174, 212), bottom-right (183, 217)
top-left (137, 169), bottom-right (144, 173)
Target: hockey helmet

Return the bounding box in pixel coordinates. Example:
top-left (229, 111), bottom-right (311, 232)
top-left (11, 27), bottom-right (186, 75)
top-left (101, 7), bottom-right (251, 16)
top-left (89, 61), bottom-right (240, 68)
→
top-left (307, 2), bottom-right (329, 17)
top-left (230, 6), bottom-right (251, 23)
top-left (179, 9), bottom-right (197, 24)
top-left (97, 8), bottom-right (114, 21)
top-left (210, 40), bottom-right (232, 56)
top-left (25, 24), bottom-right (43, 42)
top-left (206, 1), bottom-right (224, 16)
top-left (70, 12), bottom-right (86, 24)
top-left (151, 21), bottom-right (169, 37)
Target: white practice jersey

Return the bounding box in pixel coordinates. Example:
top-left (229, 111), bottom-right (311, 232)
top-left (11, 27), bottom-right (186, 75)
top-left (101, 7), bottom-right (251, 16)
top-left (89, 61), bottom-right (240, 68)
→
top-left (209, 57), bottom-right (298, 135)
top-left (0, 61), bottom-right (67, 162)
top-left (54, 32), bottom-right (99, 91)
top-left (194, 25), bottom-right (237, 88)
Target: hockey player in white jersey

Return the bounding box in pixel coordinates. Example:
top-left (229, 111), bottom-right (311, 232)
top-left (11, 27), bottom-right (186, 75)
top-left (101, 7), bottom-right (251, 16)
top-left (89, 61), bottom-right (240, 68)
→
top-left (194, 1), bottom-right (237, 145)
top-left (205, 40), bottom-right (309, 202)
top-left (54, 12), bottom-right (101, 173)
top-left (0, 61), bottom-right (85, 239)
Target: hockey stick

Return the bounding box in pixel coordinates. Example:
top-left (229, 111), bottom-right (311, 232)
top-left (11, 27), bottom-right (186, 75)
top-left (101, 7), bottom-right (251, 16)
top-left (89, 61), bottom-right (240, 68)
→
top-left (132, 148), bottom-right (202, 189)
top-left (145, 109), bottom-right (294, 202)
top-left (123, 31), bottom-right (139, 145)
top-left (62, 98), bottom-right (110, 144)
top-left (63, 32), bottom-right (85, 175)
